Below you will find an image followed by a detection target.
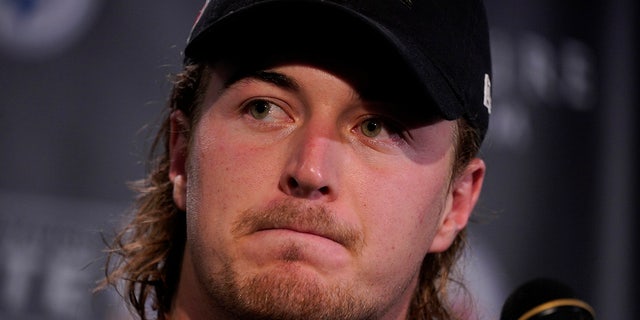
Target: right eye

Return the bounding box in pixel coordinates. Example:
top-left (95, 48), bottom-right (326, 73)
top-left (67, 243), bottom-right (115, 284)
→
top-left (247, 99), bottom-right (272, 119)
top-left (242, 99), bottom-right (290, 123)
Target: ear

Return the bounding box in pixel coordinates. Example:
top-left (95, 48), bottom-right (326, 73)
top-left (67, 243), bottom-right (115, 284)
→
top-left (428, 158), bottom-right (486, 253)
top-left (169, 110), bottom-right (190, 211)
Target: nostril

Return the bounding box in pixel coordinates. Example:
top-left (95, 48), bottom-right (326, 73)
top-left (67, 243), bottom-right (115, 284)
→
top-left (318, 186), bottom-right (330, 194)
top-left (287, 177), bottom-right (299, 189)
top-left (285, 176), bottom-right (331, 197)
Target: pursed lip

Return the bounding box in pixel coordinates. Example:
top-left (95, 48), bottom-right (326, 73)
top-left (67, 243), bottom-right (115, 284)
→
top-left (257, 224), bottom-right (342, 245)
top-left (233, 202), bottom-right (364, 253)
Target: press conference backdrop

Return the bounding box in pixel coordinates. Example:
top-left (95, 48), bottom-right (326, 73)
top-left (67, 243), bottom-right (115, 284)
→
top-left (0, 1), bottom-right (636, 319)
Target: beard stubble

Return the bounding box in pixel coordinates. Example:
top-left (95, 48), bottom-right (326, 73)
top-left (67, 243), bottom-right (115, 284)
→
top-left (193, 199), bottom-right (384, 320)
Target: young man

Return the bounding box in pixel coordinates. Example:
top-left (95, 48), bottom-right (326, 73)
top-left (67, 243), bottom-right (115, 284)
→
top-left (102, 0), bottom-right (492, 319)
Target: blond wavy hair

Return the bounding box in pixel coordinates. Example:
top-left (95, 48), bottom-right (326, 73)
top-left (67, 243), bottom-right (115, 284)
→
top-left (99, 63), bottom-right (482, 320)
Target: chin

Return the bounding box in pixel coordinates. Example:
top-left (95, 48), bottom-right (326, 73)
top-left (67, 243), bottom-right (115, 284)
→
top-left (205, 260), bottom-right (379, 320)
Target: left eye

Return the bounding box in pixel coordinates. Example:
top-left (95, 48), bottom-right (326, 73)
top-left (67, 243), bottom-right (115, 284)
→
top-left (356, 116), bottom-right (408, 146)
top-left (360, 118), bottom-right (383, 137)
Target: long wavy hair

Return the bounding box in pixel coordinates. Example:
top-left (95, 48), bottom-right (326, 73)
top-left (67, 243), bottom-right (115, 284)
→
top-left (99, 62), bottom-right (482, 320)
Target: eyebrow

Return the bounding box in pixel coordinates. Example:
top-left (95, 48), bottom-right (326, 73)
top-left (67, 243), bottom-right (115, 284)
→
top-left (225, 70), bottom-right (300, 92)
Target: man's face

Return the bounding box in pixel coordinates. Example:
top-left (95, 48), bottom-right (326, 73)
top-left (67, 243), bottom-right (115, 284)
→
top-left (169, 61), bottom-right (484, 320)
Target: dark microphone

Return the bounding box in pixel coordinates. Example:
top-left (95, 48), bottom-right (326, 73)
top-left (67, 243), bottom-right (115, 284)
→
top-left (500, 278), bottom-right (595, 320)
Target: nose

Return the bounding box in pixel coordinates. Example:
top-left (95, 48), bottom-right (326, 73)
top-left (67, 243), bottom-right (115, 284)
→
top-left (279, 124), bottom-right (340, 201)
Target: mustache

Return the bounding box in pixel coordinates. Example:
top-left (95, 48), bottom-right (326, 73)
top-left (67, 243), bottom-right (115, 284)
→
top-left (232, 200), bottom-right (364, 254)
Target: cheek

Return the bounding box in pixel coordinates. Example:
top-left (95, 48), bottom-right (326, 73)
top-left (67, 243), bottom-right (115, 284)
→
top-left (185, 117), bottom-right (288, 237)
top-left (353, 125), bottom-right (454, 245)
top-left (191, 124), bottom-right (277, 201)
top-left (347, 165), bottom-right (451, 298)
top-left (355, 162), bottom-right (450, 258)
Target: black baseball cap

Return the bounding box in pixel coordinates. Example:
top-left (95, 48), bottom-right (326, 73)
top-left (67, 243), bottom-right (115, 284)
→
top-left (184, 0), bottom-right (492, 141)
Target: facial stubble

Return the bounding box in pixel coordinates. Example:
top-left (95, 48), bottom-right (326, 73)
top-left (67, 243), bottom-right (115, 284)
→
top-left (192, 200), bottom-right (384, 320)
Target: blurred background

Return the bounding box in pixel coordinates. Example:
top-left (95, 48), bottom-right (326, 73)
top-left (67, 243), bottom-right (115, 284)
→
top-left (0, 0), bottom-right (636, 319)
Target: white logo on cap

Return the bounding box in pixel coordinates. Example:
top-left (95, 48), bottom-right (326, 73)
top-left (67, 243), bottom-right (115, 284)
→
top-left (483, 73), bottom-right (492, 113)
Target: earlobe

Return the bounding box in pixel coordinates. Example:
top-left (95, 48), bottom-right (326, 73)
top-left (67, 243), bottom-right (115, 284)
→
top-left (429, 158), bottom-right (486, 253)
top-left (172, 174), bottom-right (187, 211)
top-left (169, 110), bottom-right (190, 211)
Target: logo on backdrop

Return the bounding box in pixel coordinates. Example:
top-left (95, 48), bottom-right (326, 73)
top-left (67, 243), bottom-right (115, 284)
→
top-left (487, 28), bottom-right (597, 151)
top-left (0, 0), bottom-right (102, 60)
